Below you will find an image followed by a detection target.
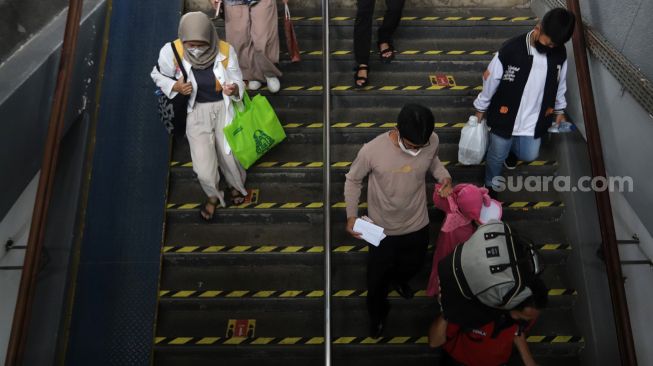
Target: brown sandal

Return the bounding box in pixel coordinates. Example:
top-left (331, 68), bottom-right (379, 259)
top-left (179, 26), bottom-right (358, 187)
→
top-left (200, 199), bottom-right (219, 221)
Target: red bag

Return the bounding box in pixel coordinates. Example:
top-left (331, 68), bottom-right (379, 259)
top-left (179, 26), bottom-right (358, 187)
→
top-left (443, 322), bottom-right (517, 366)
top-left (284, 4), bottom-right (301, 62)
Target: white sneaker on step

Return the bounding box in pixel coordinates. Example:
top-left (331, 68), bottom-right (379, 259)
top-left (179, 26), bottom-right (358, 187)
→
top-left (265, 76), bottom-right (280, 93)
top-left (247, 80), bottom-right (262, 90)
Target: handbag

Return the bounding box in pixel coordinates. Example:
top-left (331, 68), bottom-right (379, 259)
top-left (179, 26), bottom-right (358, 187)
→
top-left (284, 4), bottom-right (301, 62)
top-left (458, 115), bottom-right (489, 165)
top-left (157, 41), bottom-right (189, 136)
top-left (224, 93), bottom-right (286, 169)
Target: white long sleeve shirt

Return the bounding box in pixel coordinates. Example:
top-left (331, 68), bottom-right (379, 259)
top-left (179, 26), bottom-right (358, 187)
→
top-left (474, 32), bottom-right (568, 137)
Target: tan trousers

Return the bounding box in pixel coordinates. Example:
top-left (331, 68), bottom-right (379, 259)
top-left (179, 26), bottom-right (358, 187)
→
top-left (224, 0), bottom-right (282, 82)
top-left (186, 101), bottom-right (247, 207)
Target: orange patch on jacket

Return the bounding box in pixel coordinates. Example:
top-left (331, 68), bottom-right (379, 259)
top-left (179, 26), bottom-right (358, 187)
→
top-left (500, 106), bottom-right (509, 114)
top-left (545, 107), bottom-right (554, 116)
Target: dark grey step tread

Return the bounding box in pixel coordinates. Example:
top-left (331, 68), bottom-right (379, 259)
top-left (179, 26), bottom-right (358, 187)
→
top-left (171, 139), bottom-right (557, 164)
top-left (154, 349), bottom-right (579, 366)
top-left (256, 69), bottom-right (485, 86)
top-left (164, 220), bottom-right (570, 248)
top-left (159, 259), bottom-right (570, 291)
top-left (287, 8), bottom-right (536, 18)
top-left (155, 300), bottom-right (576, 337)
top-left (168, 181), bottom-right (563, 209)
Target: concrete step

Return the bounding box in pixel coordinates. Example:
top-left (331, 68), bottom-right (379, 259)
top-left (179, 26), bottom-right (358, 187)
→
top-left (160, 252), bottom-right (572, 292)
top-left (155, 300), bottom-right (576, 337)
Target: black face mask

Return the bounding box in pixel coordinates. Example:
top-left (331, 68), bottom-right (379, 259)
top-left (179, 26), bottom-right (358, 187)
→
top-left (534, 40), bottom-right (554, 54)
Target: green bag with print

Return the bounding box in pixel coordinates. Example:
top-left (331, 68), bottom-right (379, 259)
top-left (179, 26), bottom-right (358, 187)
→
top-left (224, 92), bottom-right (286, 169)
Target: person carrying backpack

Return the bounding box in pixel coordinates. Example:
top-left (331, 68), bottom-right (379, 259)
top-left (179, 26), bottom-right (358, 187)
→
top-left (151, 12), bottom-right (248, 221)
top-left (429, 219), bottom-right (545, 366)
top-left (438, 279), bottom-right (547, 366)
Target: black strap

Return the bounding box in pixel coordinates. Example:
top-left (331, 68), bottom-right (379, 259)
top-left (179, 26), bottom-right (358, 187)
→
top-left (170, 41), bottom-right (188, 82)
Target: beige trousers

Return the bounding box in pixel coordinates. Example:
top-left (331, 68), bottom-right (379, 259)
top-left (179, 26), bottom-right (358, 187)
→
top-left (186, 101), bottom-right (247, 207)
top-left (224, 0), bottom-right (282, 82)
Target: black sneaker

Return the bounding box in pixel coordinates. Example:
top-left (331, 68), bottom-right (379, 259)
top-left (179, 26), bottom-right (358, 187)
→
top-left (504, 152), bottom-right (518, 170)
top-left (485, 185), bottom-right (499, 200)
top-left (369, 320), bottom-right (385, 338)
top-left (393, 282), bottom-right (415, 299)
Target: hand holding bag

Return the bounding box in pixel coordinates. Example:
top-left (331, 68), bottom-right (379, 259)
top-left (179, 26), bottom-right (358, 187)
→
top-left (458, 115), bottom-right (489, 165)
top-left (224, 93), bottom-right (286, 169)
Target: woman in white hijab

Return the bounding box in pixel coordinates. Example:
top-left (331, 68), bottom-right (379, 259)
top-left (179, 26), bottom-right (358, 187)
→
top-left (151, 12), bottom-right (249, 221)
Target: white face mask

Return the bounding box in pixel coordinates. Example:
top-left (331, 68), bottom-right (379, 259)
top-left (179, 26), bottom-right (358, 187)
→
top-left (187, 46), bottom-right (208, 58)
top-left (398, 134), bottom-right (422, 156)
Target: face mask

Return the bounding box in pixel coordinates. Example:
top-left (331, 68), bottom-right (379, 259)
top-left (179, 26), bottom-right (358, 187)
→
top-left (187, 46), bottom-right (208, 58)
top-left (534, 40), bottom-right (553, 54)
top-left (398, 135), bottom-right (421, 156)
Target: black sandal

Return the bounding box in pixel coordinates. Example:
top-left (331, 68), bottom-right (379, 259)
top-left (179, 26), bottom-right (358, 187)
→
top-left (231, 189), bottom-right (247, 206)
top-left (353, 64), bottom-right (369, 88)
top-left (200, 199), bottom-right (218, 221)
top-left (378, 43), bottom-right (395, 64)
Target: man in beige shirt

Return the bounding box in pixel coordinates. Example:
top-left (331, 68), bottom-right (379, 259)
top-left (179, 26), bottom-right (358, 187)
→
top-left (344, 104), bottom-right (453, 338)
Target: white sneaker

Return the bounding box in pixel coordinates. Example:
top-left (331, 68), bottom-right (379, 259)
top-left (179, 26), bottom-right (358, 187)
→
top-left (265, 76), bottom-right (281, 93)
top-left (247, 80), bottom-right (262, 90)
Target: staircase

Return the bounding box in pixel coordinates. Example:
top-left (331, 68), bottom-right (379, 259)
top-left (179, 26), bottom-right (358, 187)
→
top-left (153, 4), bottom-right (584, 365)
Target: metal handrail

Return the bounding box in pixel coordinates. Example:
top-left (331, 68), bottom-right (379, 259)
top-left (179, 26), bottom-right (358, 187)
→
top-left (321, 0), bottom-right (332, 363)
top-left (566, 1), bottom-right (638, 364)
top-left (4, 0), bottom-right (84, 364)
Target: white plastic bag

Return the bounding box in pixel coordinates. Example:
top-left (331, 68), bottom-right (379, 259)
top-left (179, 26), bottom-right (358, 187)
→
top-left (458, 115), bottom-right (489, 165)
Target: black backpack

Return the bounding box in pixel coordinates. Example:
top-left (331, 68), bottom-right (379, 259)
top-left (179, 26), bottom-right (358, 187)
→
top-left (156, 41), bottom-right (189, 137)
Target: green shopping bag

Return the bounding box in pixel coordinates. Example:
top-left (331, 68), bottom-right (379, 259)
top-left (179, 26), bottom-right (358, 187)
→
top-left (224, 92), bottom-right (286, 169)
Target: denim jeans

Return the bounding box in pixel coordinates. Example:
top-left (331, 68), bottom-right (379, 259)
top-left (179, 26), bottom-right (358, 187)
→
top-left (484, 132), bottom-right (541, 188)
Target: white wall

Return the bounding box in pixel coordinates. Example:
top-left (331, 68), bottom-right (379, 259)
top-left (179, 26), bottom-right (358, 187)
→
top-left (0, 172), bottom-right (37, 361)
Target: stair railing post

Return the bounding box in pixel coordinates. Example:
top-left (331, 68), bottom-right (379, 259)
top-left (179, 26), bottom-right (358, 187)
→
top-left (322, 0), bottom-right (332, 364)
top-left (566, 1), bottom-right (638, 364)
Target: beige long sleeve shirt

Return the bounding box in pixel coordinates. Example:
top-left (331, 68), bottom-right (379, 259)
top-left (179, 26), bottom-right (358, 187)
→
top-left (344, 131), bottom-right (451, 236)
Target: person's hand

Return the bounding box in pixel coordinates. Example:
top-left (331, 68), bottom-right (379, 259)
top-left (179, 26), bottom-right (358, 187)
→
top-left (282, 0), bottom-right (289, 4)
top-left (346, 217), bottom-right (362, 240)
top-left (555, 113), bottom-right (566, 125)
top-left (173, 79), bottom-right (193, 95)
top-left (211, 0), bottom-right (221, 10)
top-left (475, 110), bottom-right (485, 122)
top-left (223, 83), bottom-right (238, 96)
top-left (437, 178), bottom-right (453, 198)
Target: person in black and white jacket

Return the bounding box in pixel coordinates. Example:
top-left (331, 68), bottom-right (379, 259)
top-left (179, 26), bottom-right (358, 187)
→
top-left (473, 8), bottom-right (576, 196)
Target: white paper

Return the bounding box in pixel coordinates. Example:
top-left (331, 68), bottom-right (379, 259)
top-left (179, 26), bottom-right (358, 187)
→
top-left (354, 218), bottom-right (386, 247)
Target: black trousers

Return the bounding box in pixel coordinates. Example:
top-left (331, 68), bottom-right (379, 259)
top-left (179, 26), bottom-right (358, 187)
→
top-left (353, 0), bottom-right (406, 65)
top-left (367, 225), bottom-right (429, 325)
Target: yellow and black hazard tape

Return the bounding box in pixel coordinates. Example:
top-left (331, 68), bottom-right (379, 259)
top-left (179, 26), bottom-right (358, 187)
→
top-left (159, 288), bottom-right (576, 299)
top-left (170, 160), bottom-right (558, 169)
top-left (287, 15), bottom-right (536, 22)
top-left (155, 334), bottom-right (581, 346)
top-left (163, 242), bottom-right (569, 254)
top-left (259, 85), bottom-right (483, 92)
top-left (166, 201), bottom-right (563, 210)
top-left (282, 122), bottom-right (466, 128)
top-left (298, 49), bottom-right (493, 56)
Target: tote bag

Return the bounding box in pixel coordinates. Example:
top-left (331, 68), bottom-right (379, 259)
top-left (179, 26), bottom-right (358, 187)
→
top-left (224, 93), bottom-right (286, 169)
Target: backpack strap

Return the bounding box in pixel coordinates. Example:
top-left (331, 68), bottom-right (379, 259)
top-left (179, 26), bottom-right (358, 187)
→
top-left (219, 40), bottom-right (230, 69)
top-left (170, 40), bottom-right (188, 83)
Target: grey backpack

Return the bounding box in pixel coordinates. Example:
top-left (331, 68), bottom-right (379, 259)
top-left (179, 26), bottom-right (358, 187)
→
top-left (451, 220), bottom-right (542, 310)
